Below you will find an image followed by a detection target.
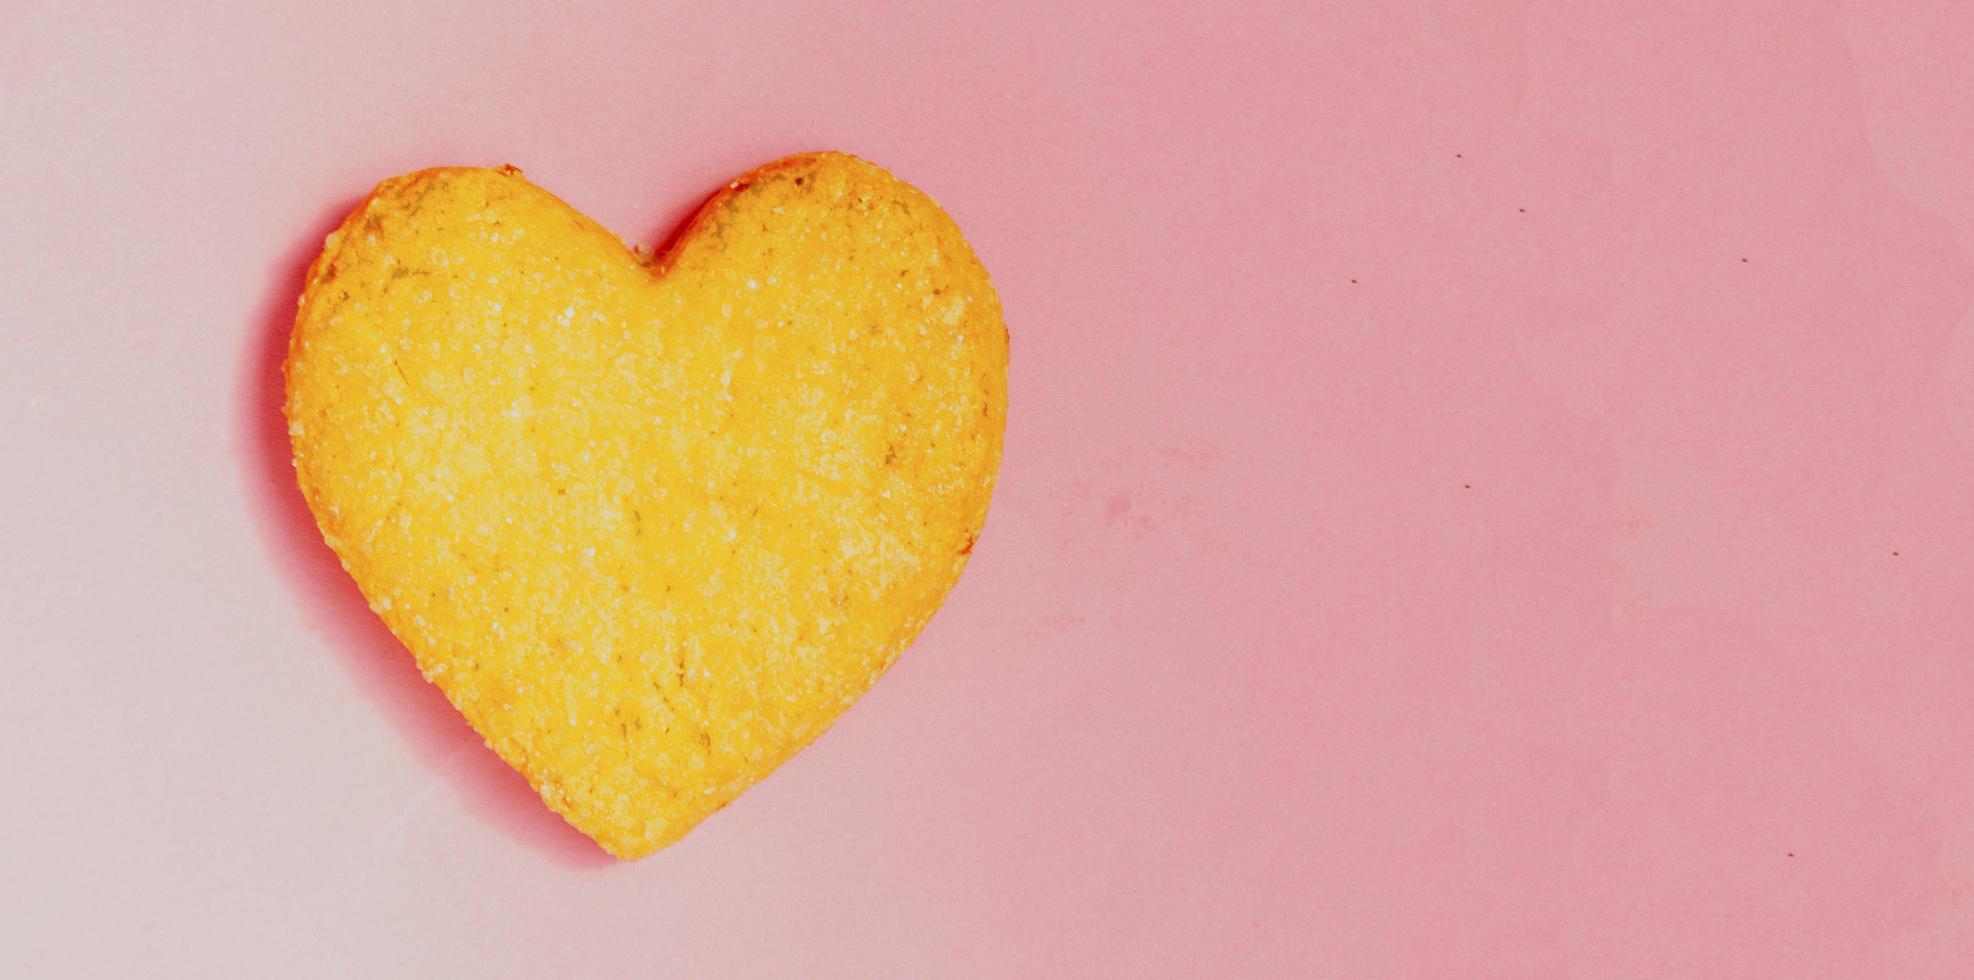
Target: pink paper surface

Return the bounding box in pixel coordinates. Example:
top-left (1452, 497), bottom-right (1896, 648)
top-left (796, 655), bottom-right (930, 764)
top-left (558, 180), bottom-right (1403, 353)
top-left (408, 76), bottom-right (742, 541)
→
top-left (7, 1), bottom-right (1974, 975)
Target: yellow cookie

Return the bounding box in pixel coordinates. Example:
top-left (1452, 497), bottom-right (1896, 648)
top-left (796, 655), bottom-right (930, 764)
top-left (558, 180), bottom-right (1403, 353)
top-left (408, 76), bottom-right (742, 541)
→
top-left (284, 152), bottom-right (1006, 859)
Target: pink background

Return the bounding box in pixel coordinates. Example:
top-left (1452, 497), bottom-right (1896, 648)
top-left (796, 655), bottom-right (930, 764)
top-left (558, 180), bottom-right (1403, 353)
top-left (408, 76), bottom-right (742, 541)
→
top-left (7, 0), bottom-right (1974, 975)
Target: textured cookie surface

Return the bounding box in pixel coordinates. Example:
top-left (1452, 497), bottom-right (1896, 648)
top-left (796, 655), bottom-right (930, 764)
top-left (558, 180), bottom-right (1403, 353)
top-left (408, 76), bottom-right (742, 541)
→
top-left (285, 152), bottom-right (1006, 859)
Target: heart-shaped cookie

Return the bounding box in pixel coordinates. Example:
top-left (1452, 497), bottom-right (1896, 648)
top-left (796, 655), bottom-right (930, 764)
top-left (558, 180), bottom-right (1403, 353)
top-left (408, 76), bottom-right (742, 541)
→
top-left (284, 152), bottom-right (1006, 859)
